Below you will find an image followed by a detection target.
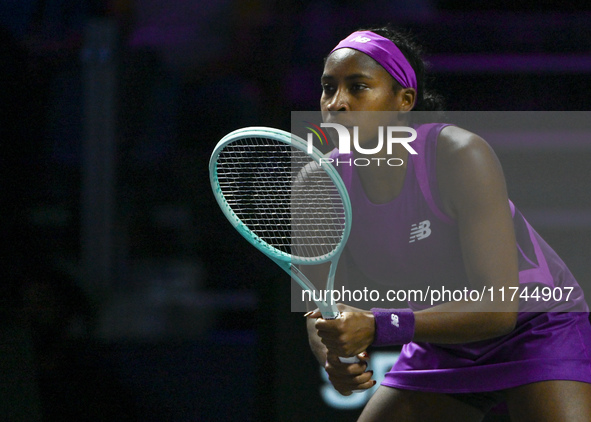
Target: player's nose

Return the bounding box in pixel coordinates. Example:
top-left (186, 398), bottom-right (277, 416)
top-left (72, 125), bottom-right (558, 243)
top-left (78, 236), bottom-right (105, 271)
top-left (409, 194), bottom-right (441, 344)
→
top-left (325, 89), bottom-right (350, 112)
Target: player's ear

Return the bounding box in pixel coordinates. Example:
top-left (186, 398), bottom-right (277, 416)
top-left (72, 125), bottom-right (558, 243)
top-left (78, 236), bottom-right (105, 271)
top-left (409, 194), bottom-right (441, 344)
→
top-left (400, 88), bottom-right (416, 112)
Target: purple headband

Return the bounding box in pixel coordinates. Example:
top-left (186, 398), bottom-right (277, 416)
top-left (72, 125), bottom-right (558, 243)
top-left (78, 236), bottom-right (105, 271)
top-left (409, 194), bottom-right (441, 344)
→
top-left (329, 30), bottom-right (417, 91)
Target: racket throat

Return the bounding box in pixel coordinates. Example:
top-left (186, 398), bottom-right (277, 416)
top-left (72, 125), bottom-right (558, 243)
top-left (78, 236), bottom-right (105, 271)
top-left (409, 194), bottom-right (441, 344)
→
top-left (290, 264), bottom-right (340, 319)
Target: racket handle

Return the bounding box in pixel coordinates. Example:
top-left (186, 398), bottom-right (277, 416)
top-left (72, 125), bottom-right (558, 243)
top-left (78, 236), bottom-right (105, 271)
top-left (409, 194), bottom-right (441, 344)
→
top-left (338, 356), bottom-right (360, 364)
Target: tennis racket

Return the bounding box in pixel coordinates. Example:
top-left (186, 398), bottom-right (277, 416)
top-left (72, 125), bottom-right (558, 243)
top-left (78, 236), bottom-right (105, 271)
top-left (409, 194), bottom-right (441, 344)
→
top-left (209, 126), bottom-right (358, 364)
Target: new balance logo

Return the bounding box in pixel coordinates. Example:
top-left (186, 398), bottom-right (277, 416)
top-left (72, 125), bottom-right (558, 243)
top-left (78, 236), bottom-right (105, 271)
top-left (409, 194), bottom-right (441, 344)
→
top-left (352, 36), bottom-right (371, 43)
top-left (391, 314), bottom-right (399, 327)
top-left (409, 220), bottom-right (431, 243)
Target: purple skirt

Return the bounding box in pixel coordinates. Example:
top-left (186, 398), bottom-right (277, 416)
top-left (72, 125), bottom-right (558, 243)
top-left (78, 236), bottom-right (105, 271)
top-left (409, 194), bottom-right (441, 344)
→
top-left (383, 312), bottom-right (591, 393)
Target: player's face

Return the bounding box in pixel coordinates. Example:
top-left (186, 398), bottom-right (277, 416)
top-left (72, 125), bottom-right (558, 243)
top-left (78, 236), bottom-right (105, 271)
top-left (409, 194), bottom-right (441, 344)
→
top-left (320, 48), bottom-right (415, 148)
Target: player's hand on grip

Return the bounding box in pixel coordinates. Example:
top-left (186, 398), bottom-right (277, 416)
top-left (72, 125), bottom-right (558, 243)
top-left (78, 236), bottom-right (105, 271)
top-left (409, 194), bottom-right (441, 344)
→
top-left (325, 350), bottom-right (376, 396)
top-left (307, 304), bottom-right (375, 357)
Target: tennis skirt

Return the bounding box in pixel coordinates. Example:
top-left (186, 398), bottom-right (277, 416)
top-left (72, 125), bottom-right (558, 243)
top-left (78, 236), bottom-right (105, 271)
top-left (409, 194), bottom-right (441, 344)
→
top-left (382, 312), bottom-right (591, 393)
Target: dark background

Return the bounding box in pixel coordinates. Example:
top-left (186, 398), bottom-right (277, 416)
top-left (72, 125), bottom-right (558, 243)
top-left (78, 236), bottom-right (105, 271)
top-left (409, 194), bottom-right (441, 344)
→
top-left (1, 1), bottom-right (590, 421)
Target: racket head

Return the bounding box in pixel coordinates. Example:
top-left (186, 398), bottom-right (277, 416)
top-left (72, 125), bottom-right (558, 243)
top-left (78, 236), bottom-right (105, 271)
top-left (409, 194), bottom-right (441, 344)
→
top-left (209, 126), bottom-right (351, 267)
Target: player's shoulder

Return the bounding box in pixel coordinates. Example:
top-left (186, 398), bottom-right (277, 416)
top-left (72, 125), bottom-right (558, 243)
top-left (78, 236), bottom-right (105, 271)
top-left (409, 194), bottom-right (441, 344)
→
top-left (436, 124), bottom-right (504, 187)
top-left (436, 125), bottom-right (498, 167)
top-left (435, 126), bottom-right (507, 217)
top-left (438, 125), bottom-right (491, 155)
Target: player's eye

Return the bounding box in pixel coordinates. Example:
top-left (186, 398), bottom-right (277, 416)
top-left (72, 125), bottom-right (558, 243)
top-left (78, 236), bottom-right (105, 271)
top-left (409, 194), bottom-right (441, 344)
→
top-left (351, 83), bottom-right (368, 92)
top-left (321, 83), bottom-right (336, 95)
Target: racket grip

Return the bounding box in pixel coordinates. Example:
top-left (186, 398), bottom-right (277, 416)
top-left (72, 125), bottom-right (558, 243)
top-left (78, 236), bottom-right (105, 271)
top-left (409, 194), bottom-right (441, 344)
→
top-left (338, 356), bottom-right (360, 364)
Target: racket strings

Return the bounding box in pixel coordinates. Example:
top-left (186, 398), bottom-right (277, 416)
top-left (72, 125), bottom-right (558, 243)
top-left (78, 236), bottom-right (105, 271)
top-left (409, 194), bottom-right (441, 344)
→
top-left (215, 137), bottom-right (346, 259)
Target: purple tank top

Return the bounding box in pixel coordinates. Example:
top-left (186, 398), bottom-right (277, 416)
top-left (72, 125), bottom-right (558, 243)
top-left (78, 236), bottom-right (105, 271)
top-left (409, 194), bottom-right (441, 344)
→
top-left (331, 123), bottom-right (587, 313)
top-left (330, 123), bottom-right (591, 393)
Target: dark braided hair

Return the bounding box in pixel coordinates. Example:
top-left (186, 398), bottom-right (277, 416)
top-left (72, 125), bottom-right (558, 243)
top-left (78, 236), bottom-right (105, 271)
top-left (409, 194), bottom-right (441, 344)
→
top-left (359, 25), bottom-right (445, 112)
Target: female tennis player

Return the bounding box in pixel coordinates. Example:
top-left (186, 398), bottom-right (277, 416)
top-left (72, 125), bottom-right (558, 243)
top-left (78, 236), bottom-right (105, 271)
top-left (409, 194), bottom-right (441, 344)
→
top-left (305, 26), bottom-right (591, 421)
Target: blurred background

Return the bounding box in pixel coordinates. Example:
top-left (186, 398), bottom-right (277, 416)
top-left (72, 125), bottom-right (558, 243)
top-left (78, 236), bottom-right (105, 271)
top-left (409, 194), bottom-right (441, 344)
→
top-left (1, 0), bottom-right (590, 421)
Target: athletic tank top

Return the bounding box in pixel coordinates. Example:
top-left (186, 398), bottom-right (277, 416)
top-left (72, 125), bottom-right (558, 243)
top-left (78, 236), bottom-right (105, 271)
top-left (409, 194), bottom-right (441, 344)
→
top-left (331, 123), bottom-right (587, 312)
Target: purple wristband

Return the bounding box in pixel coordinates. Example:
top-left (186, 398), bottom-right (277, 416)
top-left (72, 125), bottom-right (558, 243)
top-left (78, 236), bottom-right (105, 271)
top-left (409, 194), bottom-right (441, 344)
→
top-left (371, 308), bottom-right (415, 346)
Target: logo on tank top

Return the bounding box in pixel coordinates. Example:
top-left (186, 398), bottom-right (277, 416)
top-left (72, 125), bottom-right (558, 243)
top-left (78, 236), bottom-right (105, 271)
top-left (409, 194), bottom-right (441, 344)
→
top-left (409, 220), bottom-right (431, 243)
